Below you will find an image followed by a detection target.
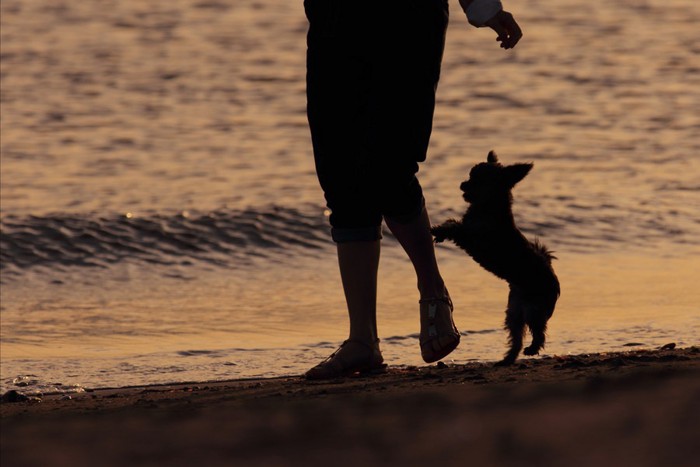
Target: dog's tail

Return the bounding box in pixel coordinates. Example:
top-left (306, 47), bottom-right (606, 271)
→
top-left (532, 238), bottom-right (557, 263)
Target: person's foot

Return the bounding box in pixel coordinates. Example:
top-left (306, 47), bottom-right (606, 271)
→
top-left (419, 294), bottom-right (460, 363)
top-left (305, 339), bottom-right (386, 380)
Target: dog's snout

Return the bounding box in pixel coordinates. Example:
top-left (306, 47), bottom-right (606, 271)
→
top-left (460, 181), bottom-right (469, 192)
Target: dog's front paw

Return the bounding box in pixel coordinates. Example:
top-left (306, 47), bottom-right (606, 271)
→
top-left (431, 219), bottom-right (459, 243)
top-left (430, 225), bottom-right (447, 243)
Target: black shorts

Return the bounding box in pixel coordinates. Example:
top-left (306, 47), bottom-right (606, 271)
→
top-left (305, 0), bottom-right (449, 242)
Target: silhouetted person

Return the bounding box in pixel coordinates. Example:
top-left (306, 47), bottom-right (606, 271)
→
top-left (304, 0), bottom-right (522, 379)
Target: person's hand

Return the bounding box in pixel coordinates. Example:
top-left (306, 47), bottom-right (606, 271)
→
top-left (485, 10), bottom-right (522, 49)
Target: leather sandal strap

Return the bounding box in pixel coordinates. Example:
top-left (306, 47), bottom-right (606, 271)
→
top-left (316, 339), bottom-right (379, 368)
top-left (419, 296), bottom-right (453, 307)
top-left (344, 338), bottom-right (380, 351)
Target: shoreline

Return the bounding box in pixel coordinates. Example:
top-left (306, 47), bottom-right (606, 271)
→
top-left (2, 345), bottom-right (697, 405)
top-left (2, 347), bottom-right (699, 466)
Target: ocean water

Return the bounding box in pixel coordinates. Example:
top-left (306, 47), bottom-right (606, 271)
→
top-left (1, 0), bottom-right (699, 395)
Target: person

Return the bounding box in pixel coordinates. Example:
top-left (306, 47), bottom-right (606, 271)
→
top-left (303, 0), bottom-right (522, 379)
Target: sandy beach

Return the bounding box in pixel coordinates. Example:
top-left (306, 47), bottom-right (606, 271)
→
top-left (2, 346), bottom-right (698, 466)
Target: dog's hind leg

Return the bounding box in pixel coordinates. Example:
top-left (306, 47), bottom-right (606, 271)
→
top-left (523, 318), bottom-right (546, 356)
top-left (524, 297), bottom-right (556, 356)
top-left (495, 289), bottom-right (525, 366)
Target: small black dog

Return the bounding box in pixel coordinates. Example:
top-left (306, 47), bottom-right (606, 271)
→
top-left (431, 151), bottom-right (560, 365)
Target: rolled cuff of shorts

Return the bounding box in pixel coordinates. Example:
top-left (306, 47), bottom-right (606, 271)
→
top-left (331, 226), bottom-right (383, 243)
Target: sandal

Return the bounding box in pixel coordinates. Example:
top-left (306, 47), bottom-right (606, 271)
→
top-left (420, 294), bottom-right (460, 363)
top-left (305, 339), bottom-right (387, 380)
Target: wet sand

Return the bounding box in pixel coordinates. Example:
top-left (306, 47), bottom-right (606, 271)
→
top-left (2, 347), bottom-right (698, 466)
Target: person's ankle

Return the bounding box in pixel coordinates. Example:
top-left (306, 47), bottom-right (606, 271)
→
top-left (418, 282), bottom-right (447, 300)
top-left (347, 333), bottom-right (378, 347)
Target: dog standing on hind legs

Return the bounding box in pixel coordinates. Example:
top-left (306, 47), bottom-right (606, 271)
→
top-left (431, 151), bottom-right (560, 365)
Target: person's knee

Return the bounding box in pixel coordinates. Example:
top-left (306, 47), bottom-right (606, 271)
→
top-left (380, 175), bottom-right (425, 224)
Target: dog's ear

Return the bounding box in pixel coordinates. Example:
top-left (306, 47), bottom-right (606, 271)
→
top-left (503, 163), bottom-right (533, 187)
top-left (487, 150), bottom-right (499, 164)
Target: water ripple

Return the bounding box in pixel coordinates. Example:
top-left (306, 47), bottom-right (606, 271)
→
top-left (0, 206), bottom-right (329, 277)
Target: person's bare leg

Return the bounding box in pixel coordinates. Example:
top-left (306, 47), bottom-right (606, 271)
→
top-left (305, 239), bottom-right (383, 379)
top-left (385, 207), bottom-right (459, 362)
top-left (384, 207), bottom-right (446, 299)
top-left (337, 240), bottom-right (380, 345)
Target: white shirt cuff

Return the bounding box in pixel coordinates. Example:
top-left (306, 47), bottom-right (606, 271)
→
top-left (459, 0), bottom-right (503, 27)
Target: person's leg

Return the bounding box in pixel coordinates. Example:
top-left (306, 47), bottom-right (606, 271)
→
top-left (304, 1), bottom-right (386, 379)
top-left (305, 238), bottom-right (384, 379)
top-left (385, 205), bottom-right (459, 363)
top-left (372, 0), bottom-right (449, 301)
top-left (385, 207), bottom-right (446, 300)
top-left (338, 240), bottom-right (380, 345)
top-left (373, 0), bottom-right (457, 363)
top-left (305, 239), bottom-right (382, 380)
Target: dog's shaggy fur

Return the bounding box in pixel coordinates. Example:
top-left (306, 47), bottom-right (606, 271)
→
top-left (432, 151), bottom-right (560, 365)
